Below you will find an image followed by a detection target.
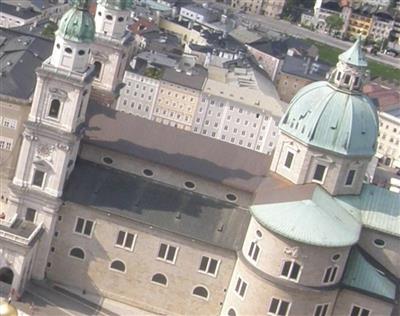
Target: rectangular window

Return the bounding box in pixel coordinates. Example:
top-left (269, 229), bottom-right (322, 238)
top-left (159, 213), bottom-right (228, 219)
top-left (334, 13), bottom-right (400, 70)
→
top-left (25, 208), bottom-right (36, 222)
top-left (323, 266), bottom-right (338, 284)
top-left (157, 243), bottom-right (178, 264)
top-left (74, 217), bottom-right (94, 237)
top-left (284, 151), bottom-right (294, 169)
top-left (199, 256), bottom-right (220, 276)
top-left (350, 305), bottom-right (370, 316)
top-left (345, 170), bottom-right (356, 186)
top-left (234, 276), bottom-right (248, 298)
top-left (314, 304), bottom-right (329, 316)
top-left (281, 261), bottom-right (301, 281)
top-left (268, 298), bottom-right (290, 316)
top-left (32, 170), bottom-right (45, 188)
top-left (248, 241), bottom-right (260, 262)
top-left (313, 164), bottom-right (327, 182)
top-left (115, 230), bottom-right (136, 251)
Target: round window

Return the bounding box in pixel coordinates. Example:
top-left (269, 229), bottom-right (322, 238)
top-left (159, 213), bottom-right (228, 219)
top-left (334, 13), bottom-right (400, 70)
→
top-left (256, 230), bottom-right (262, 238)
top-left (118, 17), bottom-right (124, 22)
top-left (106, 14), bottom-right (113, 21)
top-left (64, 47), bottom-right (72, 54)
top-left (226, 193), bottom-right (238, 202)
top-left (184, 181), bottom-right (195, 190)
top-left (331, 254), bottom-right (341, 261)
top-left (143, 169), bottom-right (154, 177)
top-left (373, 239), bottom-right (385, 247)
top-left (102, 157), bottom-right (113, 165)
top-left (78, 50), bottom-right (85, 56)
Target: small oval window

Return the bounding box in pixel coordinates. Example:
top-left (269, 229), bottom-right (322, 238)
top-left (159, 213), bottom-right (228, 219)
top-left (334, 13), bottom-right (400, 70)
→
top-left (184, 181), bottom-right (195, 190)
top-left (65, 47), bottom-right (72, 54)
top-left (226, 193), bottom-right (238, 202)
top-left (102, 157), bottom-right (113, 165)
top-left (118, 17), bottom-right (124, 22)
top-left (78, 50), bottom-right (85, 56)
top-left (106, 14), bottom-right (113, 21)
top-left (56, 43), bottom-right (60, 49)
top-left (332, 254), bottom-right (341, 261)
top-left (143, 169), bottom-right (154, 177)
top-left (256, 230), bottom-right (262, 238)
top-left (98, 11), bottom-right (102, 16)
top-left (373, 239), bottom-right (385, 248)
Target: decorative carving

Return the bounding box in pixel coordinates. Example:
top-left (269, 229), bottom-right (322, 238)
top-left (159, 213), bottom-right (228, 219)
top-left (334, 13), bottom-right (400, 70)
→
top-left (57, 143), bottom-right (71, 152)
top-left (23, 131), bottom-right (38, 141)
top-left (49, 87), bottom-right (68, 100)
top-left (37, 143), bottom-right (55, 158)
top-left (284, 247), bottom-right (299, 258)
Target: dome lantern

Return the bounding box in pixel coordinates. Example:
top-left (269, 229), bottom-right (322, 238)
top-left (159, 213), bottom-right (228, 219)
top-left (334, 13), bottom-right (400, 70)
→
top-left (328, 37), bottom-right (368, 93)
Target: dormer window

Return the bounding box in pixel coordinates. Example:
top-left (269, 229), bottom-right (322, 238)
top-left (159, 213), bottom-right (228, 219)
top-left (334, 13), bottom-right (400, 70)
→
top-left (344, 75), bottom-right (351, 84)
top-left (336, 72), bottom-right (341, 80)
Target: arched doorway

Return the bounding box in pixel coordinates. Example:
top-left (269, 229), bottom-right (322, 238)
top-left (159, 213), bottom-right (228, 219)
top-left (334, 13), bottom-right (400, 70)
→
top-left (0, 267), bottom-right (13, 285)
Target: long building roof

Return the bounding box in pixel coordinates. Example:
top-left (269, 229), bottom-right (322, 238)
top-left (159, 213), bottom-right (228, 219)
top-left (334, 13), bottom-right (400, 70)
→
top-left (63, 159), bottom-right (250, 251)
top-left (84, 103), bottom-right (271, 193)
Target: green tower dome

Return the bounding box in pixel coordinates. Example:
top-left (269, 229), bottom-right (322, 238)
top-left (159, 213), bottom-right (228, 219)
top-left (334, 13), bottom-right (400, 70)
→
top-left (279, 81), bottom-right (378, 157)
top-left (97, 0), bottom-right (133, 10)
top-left (56, 0), bottom-right (95, 43)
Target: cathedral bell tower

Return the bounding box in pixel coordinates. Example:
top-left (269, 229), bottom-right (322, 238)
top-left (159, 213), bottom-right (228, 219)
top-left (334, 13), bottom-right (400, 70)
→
top-left (91, 0), bottom-right (134, 93)
top-left (7, 0), bottom-right (96, 281)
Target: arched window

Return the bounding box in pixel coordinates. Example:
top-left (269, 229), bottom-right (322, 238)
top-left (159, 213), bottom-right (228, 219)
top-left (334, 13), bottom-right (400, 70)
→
top-left (69, 247), bottom-right (85, 260)
top-left (192, 286), bottom-right (209, 300)
top-left (227, 308), bottom-right (237, 316)
top-left (94, 61), bottom-right (102, 79)
top-left (110, 260), bottom-right (126, 273)
top-left (151, 273), bottom-right (167, 286)
top-left (48, 99), bottom-right (61, 118)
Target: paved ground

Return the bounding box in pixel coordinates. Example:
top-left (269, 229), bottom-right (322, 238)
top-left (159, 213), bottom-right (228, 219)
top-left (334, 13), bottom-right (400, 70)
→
top-left (6, 281), bottom-right (158, 316)
top-left (195, 0), bottom-right (400, 69)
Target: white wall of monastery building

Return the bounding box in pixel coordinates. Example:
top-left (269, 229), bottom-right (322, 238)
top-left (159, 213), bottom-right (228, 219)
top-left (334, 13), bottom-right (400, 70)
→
top-left (192, 94), bottom-right (279, 153)
top-left (116, 70), bottom-right (159, 119)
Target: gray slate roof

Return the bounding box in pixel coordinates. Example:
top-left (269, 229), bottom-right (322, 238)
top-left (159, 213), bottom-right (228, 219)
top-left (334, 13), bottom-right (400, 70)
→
top-left (0, 27), bottom-right (52, 101)
top-left (63, 159), bottom-right (250, 251)
top-left (0, 2), bottom-right (40, 20)
top-left (280, 55), bottom-right (331, 81)
top-left (84, 103), bottom-right (271, 193)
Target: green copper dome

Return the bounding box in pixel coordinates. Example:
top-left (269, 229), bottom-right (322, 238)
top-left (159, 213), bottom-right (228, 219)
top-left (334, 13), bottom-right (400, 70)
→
top-left (97, 0), bottom-right (133, 10)
top-left (280, 81), bottom-right (378, 157)
top-left (56, 0), bottom-right (95, 43)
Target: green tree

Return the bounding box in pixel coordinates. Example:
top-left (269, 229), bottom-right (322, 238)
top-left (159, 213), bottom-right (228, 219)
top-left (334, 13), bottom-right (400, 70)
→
top-left (325, 14), bottom-right (344, 34)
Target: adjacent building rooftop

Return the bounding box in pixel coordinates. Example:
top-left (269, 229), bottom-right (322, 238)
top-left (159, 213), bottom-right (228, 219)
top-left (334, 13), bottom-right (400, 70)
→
top-left (0, 27), bottom-right (52, 101)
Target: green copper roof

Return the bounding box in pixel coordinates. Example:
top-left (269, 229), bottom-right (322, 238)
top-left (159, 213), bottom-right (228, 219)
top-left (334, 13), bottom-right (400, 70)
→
top-left (250, 186), bottom-right (361, 247)
top-left (342, 248), bottom-right (396, 301)
top-left (280, 81), bottom-right (378, 157)
top-left (336, 184), bottom-right (400, 237)
top-left (56, 1), bottom-right (95, 43)
top-left (97, 0), bottom-right (133, 10)
top-left (339, 37), bottom-right (368, 68)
